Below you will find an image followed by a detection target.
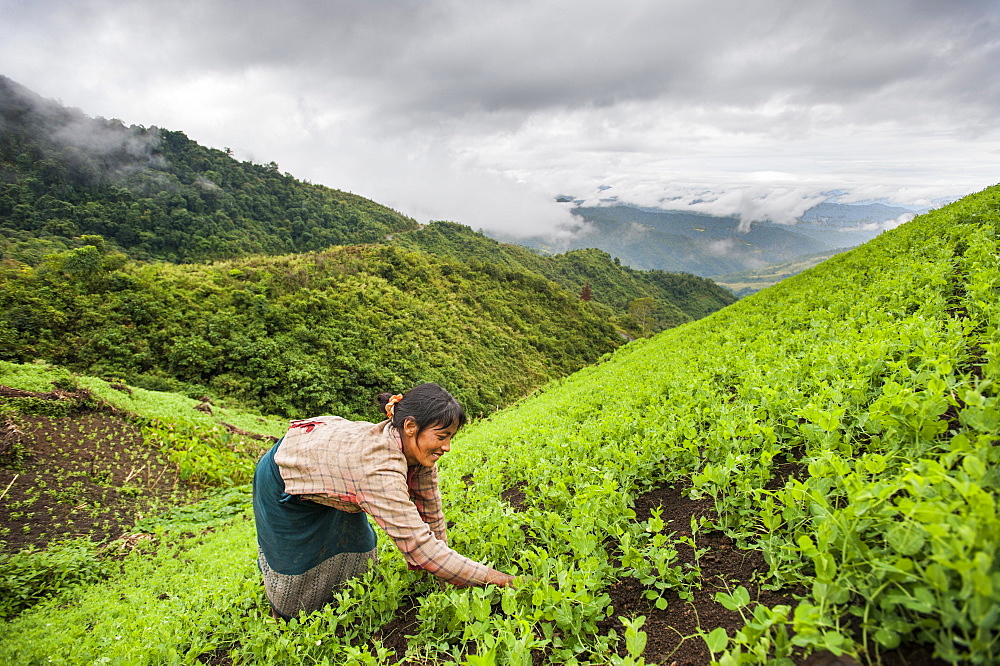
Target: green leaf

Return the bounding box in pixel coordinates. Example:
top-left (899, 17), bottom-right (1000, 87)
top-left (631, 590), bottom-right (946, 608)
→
top-left (704, 626), bottom-right (729, 653)
top-left (962, 455), bottom-right (987, 480)
top-left (886, 524), bottom-right (925, 556)
top-left (501, 589), bottom-right (517, 615)
top-left (716, 586), bottom-right (750, 611)
top-left (623, 616), bottom-right (648, 658)
top-left (733, 586), bottom-right (751, 607)
top-left (797, 535), bottom-right (819, 557)
top-left (814, 553), bottom-right (837, 583)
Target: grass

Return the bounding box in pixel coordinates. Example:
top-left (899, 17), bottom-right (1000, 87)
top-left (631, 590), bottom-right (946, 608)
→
top-left (0, 360), bottom-right (287, 439)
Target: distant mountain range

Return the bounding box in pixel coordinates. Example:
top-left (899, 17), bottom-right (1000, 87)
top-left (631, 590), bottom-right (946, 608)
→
top-left (491, 200), bottom-right (920, 278)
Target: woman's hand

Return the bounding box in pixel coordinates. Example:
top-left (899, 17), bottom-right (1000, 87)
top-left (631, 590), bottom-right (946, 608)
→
top-left (488, 571), bottom-right (535, 587)
top-left (443, 569), bottom-right (527, 588)
top-left (493, 572), bottom-right (518, 587)
top-left (475, 569), bottom-right (516, 587)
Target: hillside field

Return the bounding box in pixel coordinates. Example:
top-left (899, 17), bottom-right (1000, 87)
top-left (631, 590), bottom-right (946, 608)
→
top-left (0, 184), bottom-right (998, 664)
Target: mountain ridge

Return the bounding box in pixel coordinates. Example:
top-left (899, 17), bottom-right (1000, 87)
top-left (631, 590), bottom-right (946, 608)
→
top-left (0, 74), bottom-right (419, 264)
top-left (491, 200), bottom-right (916, 277)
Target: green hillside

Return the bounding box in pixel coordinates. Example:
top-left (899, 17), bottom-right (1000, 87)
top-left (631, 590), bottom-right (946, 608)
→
top-left (393, 221), bottom-right (736, 335)
top-left (3, 183), bottom-right (997, 663)
top-left (0, 75), bottom-right (418, 264)
top-left (0, 241), bottom-right (622, 418)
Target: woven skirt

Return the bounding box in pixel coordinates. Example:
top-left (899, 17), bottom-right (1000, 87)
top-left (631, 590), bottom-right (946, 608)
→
top-left (258, 545), bottom-right (377, 618)
top-left (253, 440), bottom-right (379, 618)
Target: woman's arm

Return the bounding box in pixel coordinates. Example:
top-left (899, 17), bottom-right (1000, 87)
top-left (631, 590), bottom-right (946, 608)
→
top-left (407, 464), bottom-right (447, 544)
top-left (357, 461), bottom-right (511, 587)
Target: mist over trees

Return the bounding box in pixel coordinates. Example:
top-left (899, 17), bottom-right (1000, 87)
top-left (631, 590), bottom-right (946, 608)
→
top-left (0, 77), bottom-right (735, 417)
top-left (0, 75), bottom-right (418, 265)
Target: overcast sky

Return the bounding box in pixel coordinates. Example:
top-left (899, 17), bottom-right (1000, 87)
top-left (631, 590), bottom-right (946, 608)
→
top-left (1, 0), bottom-right (998, 236)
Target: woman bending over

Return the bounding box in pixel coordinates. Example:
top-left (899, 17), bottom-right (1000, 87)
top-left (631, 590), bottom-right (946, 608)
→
top-left (253, 382), bottom-right (515, 619)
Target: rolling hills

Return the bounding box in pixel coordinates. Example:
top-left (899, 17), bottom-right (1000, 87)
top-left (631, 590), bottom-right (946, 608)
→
top-left (496, 201), bottom-right (916, 278)
top-left (0, 76), bottom-right (735, 416)
top-left (391, 221), bottom-right (736, 331)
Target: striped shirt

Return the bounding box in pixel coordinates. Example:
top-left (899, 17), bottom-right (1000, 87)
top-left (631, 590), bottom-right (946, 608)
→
top-left (273, 415), bottom-right (492, 586)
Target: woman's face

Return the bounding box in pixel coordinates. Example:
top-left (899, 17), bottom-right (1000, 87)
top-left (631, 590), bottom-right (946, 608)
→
top-left (401, 419), bottom-right (458, 467)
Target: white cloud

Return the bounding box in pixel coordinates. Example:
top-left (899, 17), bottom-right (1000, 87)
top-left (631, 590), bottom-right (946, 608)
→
top-left (842, 212), bottom-right (917, 234)
top-left (0, 0), bottom-right (998, 235)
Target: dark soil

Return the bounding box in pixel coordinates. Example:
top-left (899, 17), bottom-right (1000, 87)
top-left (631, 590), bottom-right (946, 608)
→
top-left (603, 483), bottom-right (949, 666)
top-left (375, 595), bottom-right (423, 661)
top-left (0, 407), bottom-right (188, 553)
top-left (501, 482), bottom-right (528, 511)
top-left (600, 483), bottom-right (800, 665)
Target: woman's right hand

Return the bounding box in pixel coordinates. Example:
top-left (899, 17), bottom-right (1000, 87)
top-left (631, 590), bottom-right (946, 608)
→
top-left (485, 570), bottom-right (518, 587)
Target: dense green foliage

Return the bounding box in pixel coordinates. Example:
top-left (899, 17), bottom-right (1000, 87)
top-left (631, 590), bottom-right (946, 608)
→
top-left (0, 76), bottom-right (418, 264)
top-left (393, 221), bottom-right (736, 335)
top-left (4, 184), bottom-right (997, 664)
top-left (0, 242), bottom-right (621, 418)
top-left (0, 538), bottom-right (111, 620)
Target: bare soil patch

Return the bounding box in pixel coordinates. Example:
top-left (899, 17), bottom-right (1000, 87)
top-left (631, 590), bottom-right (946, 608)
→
top-left (604, 482), bottom-right (948, 666)
top-left (600, 483), bottom-right (799, 665)
top-left (0, 406), bottom-right (188, 553)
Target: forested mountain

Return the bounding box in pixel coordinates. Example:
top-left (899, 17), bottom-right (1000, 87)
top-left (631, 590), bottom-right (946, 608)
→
top-left (392, 221), bottom-right (736, 333)
top-left (0, 75), bottom-right (418, 264)
top-left (0, 77), bottom-right (737, 417)
top-left (0, 240), bottom-right (621, 418)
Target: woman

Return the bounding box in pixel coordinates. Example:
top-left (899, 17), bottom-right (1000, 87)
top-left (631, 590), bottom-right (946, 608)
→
top-left (253, 382), bottom-right (515, 619)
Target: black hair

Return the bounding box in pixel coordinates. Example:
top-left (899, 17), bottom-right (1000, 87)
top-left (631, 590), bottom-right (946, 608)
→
top-left (377, 383), bottom-right (467, 436)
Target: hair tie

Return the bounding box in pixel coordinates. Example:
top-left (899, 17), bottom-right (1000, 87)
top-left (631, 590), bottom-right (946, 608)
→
top-left (385, 394), bottom-right (403, 420)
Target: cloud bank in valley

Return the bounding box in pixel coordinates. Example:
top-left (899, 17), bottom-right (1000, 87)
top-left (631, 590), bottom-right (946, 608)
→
top-left (0, 0), bottom-right (998, 236)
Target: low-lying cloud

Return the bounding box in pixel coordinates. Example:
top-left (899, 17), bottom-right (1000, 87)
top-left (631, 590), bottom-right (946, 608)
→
top-left (841, 212), bottom-right (917, 234)
top-left (1, 76), bottom-right (163, 186)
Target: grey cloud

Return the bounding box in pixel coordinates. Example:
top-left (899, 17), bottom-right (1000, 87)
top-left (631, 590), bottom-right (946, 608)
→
top-left (19, 0), bottom-right (998, 128)
top-left (1, 0), bottom-right (997, 234)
